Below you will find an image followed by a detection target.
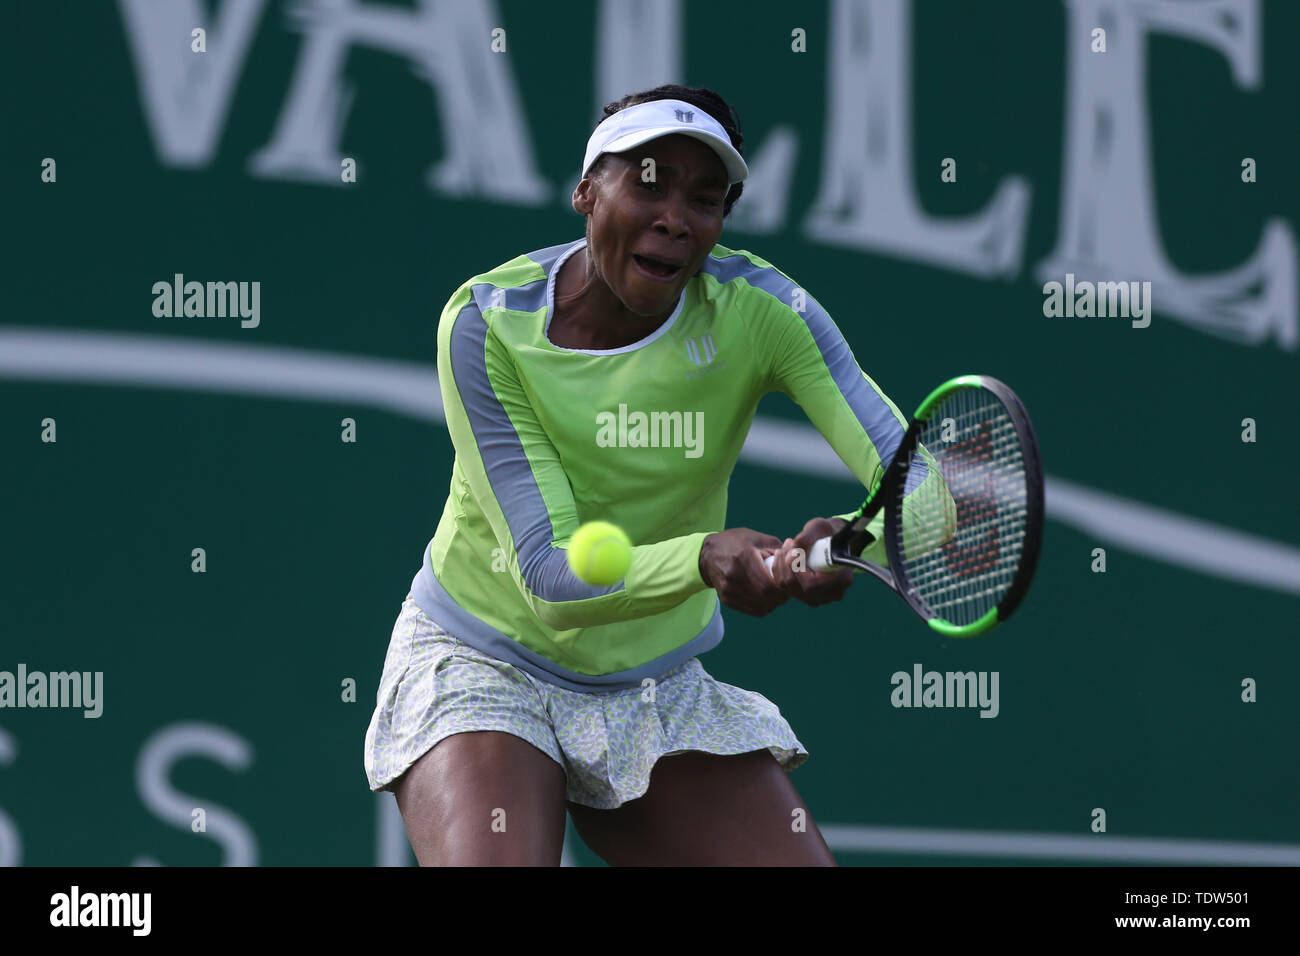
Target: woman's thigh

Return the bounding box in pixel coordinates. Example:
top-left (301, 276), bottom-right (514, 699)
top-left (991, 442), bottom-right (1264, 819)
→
top-left (393, 730), bottom-right (569, 866)
top-left (566, 749), bottom-right (836, 866)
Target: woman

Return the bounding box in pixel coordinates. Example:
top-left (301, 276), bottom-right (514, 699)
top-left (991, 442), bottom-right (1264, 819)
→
top-left (364, 84), bottom-right (916, 866)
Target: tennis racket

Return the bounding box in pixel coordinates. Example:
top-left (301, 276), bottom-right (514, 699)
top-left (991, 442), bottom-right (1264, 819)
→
top-left (763, 374), bottom-right (1043, 637)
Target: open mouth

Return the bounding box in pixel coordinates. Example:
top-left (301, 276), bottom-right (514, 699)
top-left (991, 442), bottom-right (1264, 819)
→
top-left (633, 254), bottom-right (682, 279)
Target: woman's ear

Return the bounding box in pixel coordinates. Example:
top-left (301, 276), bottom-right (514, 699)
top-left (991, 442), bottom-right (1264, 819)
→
top-left (572, 175), bottom-right (595, 216)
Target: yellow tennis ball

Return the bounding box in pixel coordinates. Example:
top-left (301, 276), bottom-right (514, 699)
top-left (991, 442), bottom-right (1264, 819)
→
top-left (568, 521), bottom-right (631, 586)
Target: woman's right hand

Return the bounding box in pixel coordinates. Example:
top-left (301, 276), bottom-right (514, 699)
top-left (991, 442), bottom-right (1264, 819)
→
top-left (699, 528), bottom-right (790, 617)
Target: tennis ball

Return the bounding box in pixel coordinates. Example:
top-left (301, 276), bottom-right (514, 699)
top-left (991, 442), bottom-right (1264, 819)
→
top-left (568, 521), bottom-right (632, 585)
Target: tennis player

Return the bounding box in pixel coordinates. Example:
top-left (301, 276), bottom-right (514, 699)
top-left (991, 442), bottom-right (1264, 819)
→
top-left (364, 84), bottom-right (919, 866)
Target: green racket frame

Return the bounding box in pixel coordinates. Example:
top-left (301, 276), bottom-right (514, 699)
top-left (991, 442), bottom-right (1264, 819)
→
top-left (825, 375), bottom-right (1044, 637)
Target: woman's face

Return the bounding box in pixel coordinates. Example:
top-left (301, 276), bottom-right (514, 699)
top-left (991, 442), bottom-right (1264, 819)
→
top-left (573, 133), bottom-right (730, 317)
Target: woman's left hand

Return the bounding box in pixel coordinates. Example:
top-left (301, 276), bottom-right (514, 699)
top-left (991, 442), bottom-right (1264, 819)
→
top-left (765, 516), bottom-right (854, 607)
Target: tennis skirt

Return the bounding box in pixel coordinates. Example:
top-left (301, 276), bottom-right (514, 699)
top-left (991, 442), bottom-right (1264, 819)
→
top-left (363, 592), bottom-right (809, 809)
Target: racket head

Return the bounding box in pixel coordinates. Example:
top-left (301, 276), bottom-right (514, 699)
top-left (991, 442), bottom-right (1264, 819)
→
top-left (882, 375), bottom-right (1044, 637)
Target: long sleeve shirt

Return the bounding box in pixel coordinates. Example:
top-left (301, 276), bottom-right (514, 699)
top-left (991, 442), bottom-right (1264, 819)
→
top-left (410, 237), bottom-right (932, 692)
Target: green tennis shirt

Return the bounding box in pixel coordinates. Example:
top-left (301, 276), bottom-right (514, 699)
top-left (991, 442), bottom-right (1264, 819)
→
top-left (410, 237), bottom-right (918, 692)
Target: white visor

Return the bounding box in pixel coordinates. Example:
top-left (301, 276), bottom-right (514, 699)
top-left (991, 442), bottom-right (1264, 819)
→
top-left (581, 98), bottom-right (748, 186)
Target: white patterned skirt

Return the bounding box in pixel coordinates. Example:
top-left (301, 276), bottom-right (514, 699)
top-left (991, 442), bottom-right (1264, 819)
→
top-left (363, 592), bottom-right (809, 809)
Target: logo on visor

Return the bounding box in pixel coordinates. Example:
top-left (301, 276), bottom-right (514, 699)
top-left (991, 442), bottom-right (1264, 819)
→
top-left (674, 110), bottom-right (695, 123)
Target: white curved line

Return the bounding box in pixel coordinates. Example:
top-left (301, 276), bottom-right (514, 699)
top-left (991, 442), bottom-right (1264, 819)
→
top-left (3, 327), bottom-right (1297, 596)
top-left (0, 327), bottom-right (442, 423)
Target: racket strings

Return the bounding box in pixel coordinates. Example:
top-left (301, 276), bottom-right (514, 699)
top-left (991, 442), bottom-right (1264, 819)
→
top-left (906, 535), bottom-right (1027, 606)
top-left (892, 387), bottom-right (1030, 626)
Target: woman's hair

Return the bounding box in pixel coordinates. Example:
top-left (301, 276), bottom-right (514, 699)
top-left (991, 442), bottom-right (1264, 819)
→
top-left (589, 84), bottom-right (745, 218)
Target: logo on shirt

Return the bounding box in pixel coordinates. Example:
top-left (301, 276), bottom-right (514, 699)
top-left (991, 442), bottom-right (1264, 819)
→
top-left (684, 333), bottom-right (725, 380)
top-left (684, 333), bottom-right (716, 366)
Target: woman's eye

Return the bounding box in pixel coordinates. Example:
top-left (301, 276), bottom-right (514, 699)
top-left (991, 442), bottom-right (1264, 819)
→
top-left (635, 180), bottom-right (720, 208)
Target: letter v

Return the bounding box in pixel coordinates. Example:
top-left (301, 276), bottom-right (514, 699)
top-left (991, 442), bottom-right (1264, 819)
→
top-left (118, 0), bottom-right (267, 166)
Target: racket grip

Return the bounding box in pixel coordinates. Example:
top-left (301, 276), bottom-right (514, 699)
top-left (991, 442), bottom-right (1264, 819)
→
top-left (762, 536), bottom-right (832, 576)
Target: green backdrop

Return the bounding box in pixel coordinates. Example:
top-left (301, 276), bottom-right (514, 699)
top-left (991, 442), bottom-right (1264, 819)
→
top-left (3, 0), bottom-right (1296, 865)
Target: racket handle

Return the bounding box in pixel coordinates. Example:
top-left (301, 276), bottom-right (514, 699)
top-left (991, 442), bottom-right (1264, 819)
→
top-left (762, 536), bottom-right (833, 576)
